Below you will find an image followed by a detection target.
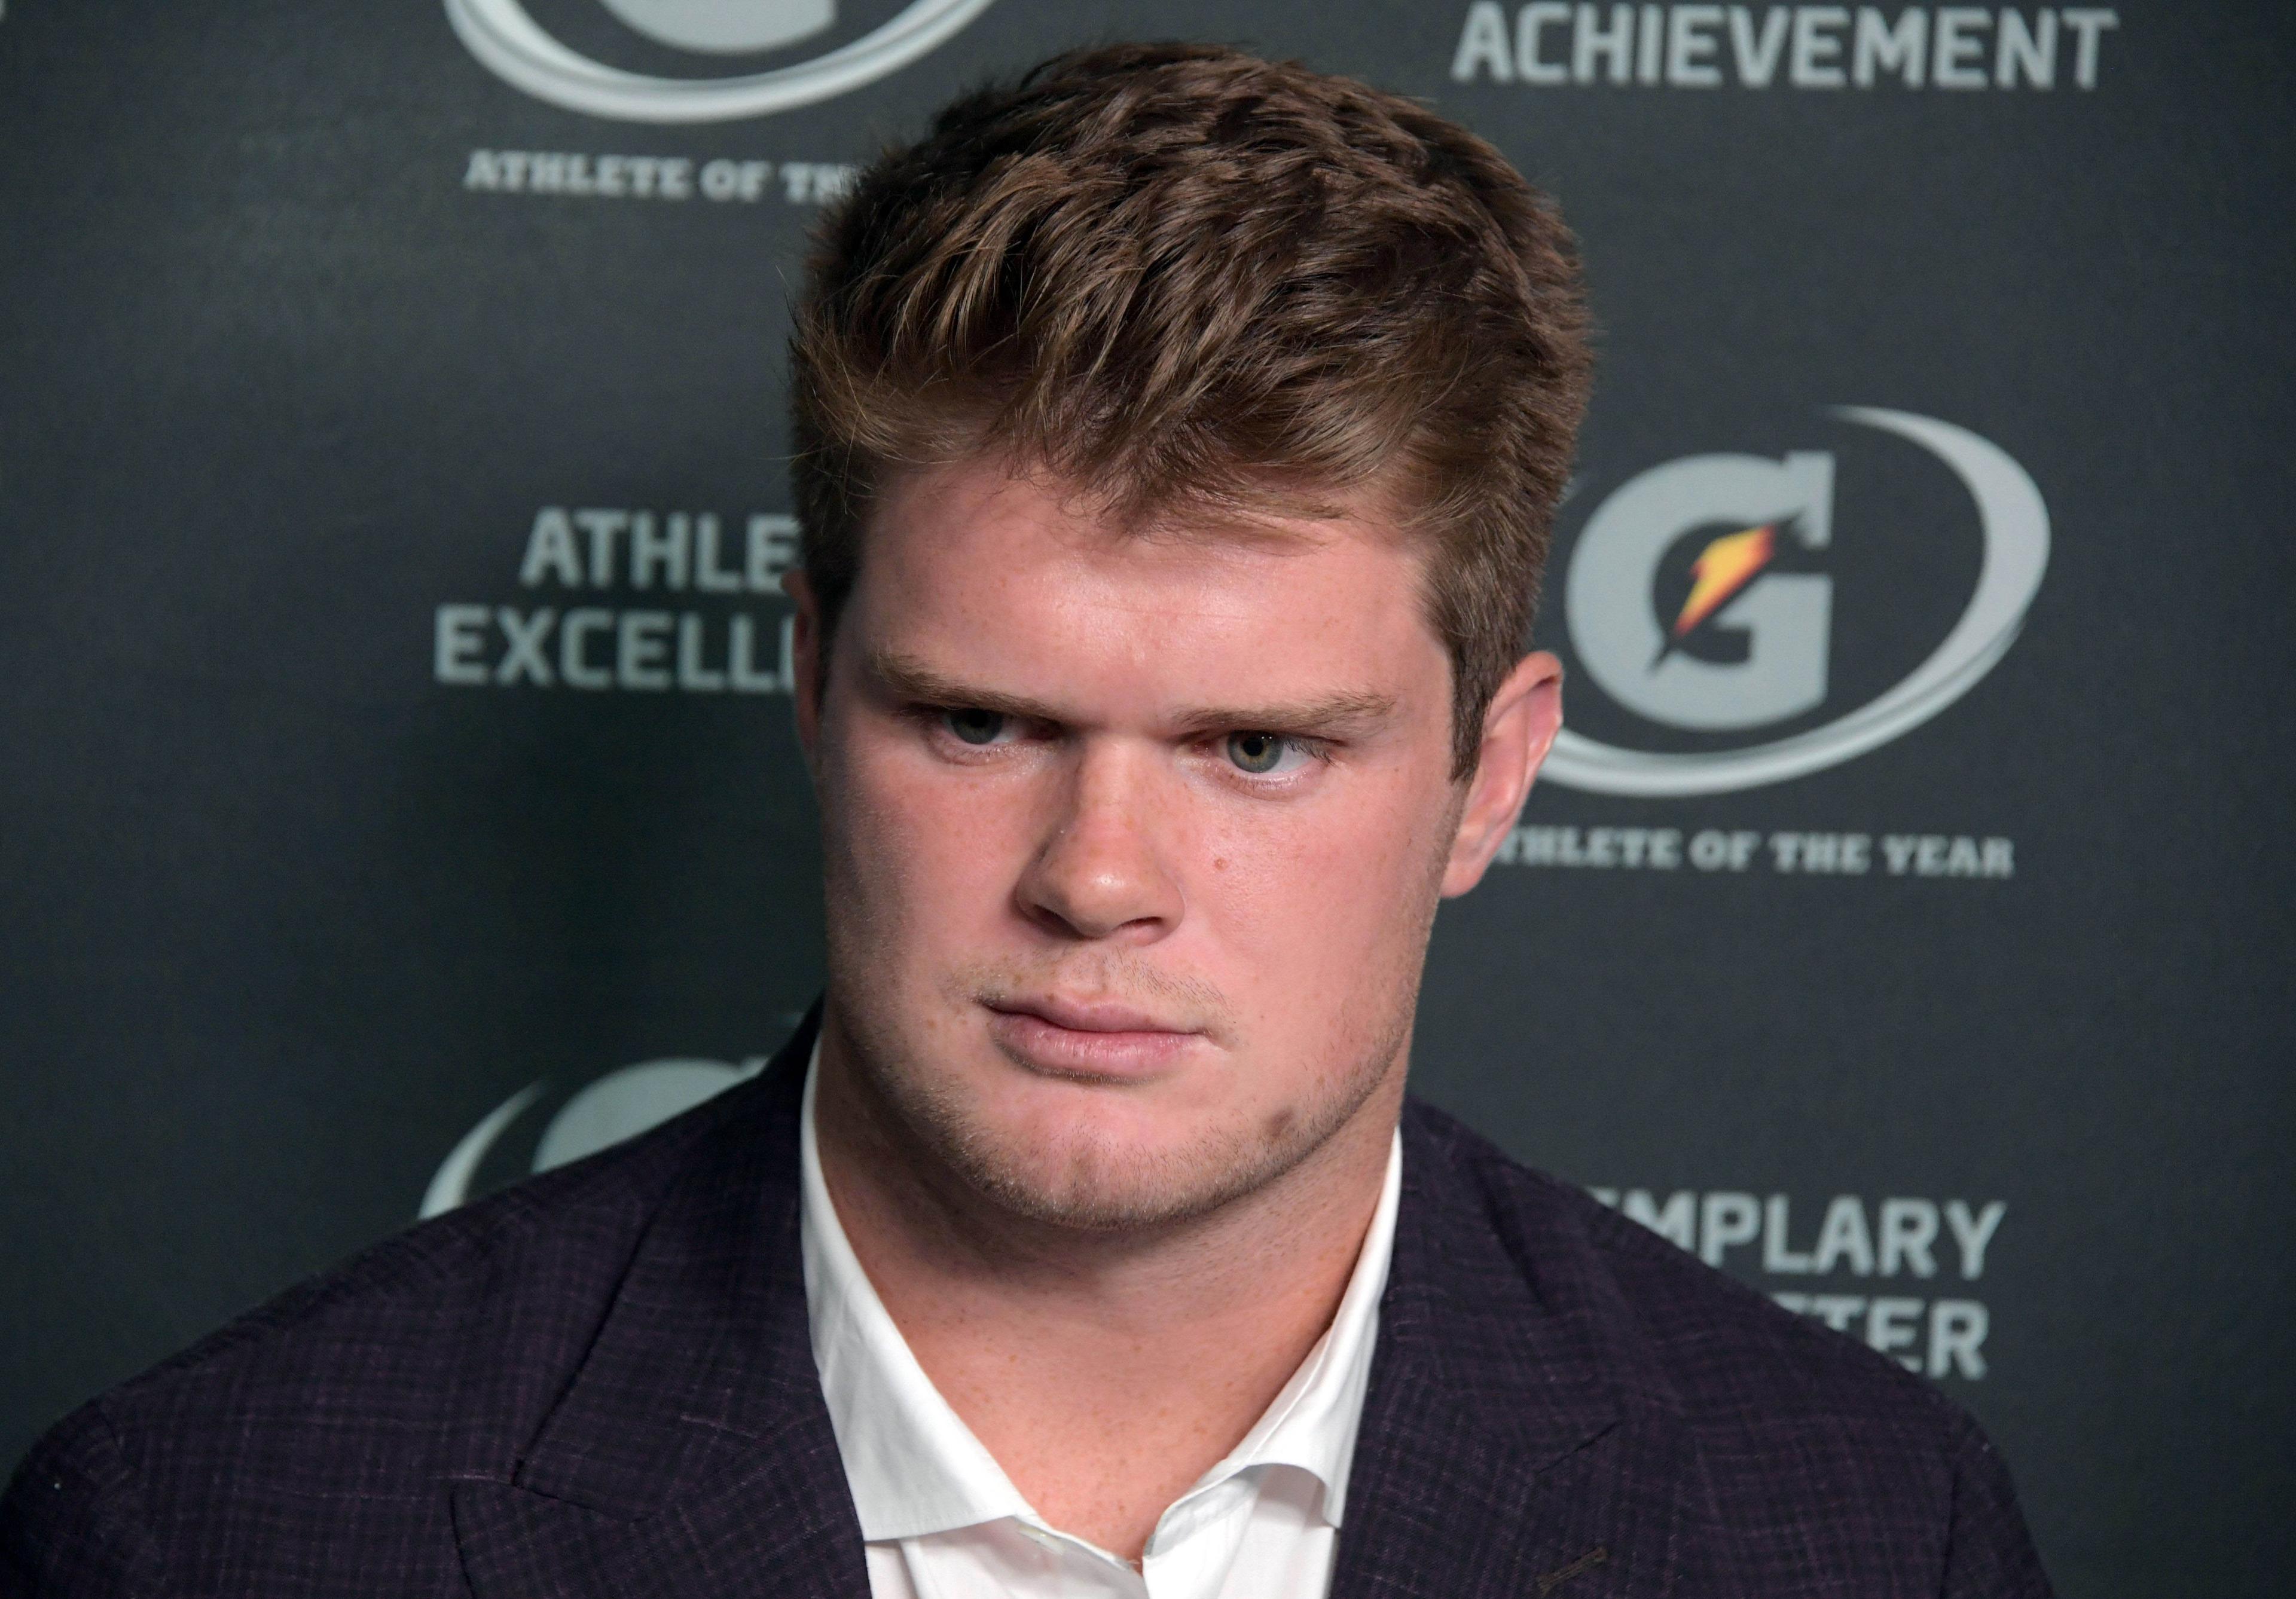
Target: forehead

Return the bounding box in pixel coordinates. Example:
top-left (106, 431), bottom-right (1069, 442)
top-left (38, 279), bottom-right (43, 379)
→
top-left (846, 459), bottom-right (1446, 713)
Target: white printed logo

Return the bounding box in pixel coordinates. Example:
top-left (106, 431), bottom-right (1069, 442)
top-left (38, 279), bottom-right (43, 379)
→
top-left (420, 1055), bottom-right (767, 1216)
top-left (1544, 407), bottom-right (2048, 797)
top-left (445, 0), bottom-right (998, 123)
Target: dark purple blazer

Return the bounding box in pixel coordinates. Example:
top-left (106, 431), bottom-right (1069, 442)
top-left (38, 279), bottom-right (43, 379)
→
top-left (4, 1015), bottom-right (2051, 1597)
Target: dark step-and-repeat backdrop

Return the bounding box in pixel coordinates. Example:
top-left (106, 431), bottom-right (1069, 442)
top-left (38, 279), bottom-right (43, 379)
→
top-left (3, 4), bottom-right (2290, 1592)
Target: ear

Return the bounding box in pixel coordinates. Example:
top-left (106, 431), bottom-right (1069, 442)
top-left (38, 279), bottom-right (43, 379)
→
top-left (1441, 650), bottom-right (1563, 898)
top-left (783, 568), bottom-right (824, 768)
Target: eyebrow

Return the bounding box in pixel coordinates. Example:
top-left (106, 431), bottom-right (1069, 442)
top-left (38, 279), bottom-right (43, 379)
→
top-left (865, 648), bottom-right (1399, 739)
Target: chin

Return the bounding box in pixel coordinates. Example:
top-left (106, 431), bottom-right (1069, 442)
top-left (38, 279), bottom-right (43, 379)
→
top-left (909, 1054), bottom-right (1370, 1231)
top-left (831, 969), bottom-right (1404, 1231)
top-left (948, 1112), bottom-right (1296, 1231)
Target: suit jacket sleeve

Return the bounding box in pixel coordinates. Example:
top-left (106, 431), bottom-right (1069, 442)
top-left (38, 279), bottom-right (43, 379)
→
top-left (1942, 1405), bottom-right (2054, 1598)
top-left (1, 1405), bottom-right (166, 1598)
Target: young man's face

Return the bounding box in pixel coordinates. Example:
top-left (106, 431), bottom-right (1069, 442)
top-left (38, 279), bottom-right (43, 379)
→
top-left (793, 456), bottom-right (1557, 1229)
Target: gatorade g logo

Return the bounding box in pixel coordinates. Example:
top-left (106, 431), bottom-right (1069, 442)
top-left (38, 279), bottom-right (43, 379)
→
top-left (1573, 450), bottom-right (1839, 732)
top-left (1544, 407), bottom-right (2048, 797)
top-left (445, 0), bottom-right (998, 122)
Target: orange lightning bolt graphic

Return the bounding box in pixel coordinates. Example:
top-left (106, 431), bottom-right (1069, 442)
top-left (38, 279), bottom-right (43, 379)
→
top-left (1671, 523), bottom-right (1778, 640)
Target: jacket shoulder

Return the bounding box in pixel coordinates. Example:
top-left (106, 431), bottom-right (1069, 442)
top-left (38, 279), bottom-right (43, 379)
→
top-left (121, 1066), bottom-right (761, 1420)
top-left (2, 1067), bottom-right (779, 1592)
top-left (1399, 1097), bottom-right (2051, 1594)
top-left (1405, 1096), bottom-right (1966, 1430)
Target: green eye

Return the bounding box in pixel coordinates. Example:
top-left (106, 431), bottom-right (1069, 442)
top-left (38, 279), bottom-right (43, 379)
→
top-left (1226, 732), bottom-right (1287, 773)
top-left (945, 708), bottom-right (1005, 745)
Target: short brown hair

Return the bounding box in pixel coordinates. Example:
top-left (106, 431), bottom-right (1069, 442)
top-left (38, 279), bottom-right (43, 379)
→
top-left (790, 42), bottom-right (1590, 776)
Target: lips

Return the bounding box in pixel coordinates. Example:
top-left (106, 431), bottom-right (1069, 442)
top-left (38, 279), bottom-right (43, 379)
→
top-left (982, 993), bottom-right (1201, 1079)
top-left (993, 993), bottom-right (1187, 1034)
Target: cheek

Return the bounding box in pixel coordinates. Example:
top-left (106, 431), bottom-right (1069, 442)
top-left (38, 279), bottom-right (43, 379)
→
top-left (824, 725), bottom-right (1033, 940)
top-left (1197, 776), bottom-right (1446, 999)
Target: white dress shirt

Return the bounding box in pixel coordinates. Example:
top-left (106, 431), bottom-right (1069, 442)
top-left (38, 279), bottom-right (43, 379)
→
top-left (799, 1047), bottom-right (1402, 1599)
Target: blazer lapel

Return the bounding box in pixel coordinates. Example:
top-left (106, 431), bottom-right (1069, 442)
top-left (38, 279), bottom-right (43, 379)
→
top-left (451, 1426), bottom-right (865, 1599)
top-left (453, 1013), bottom-right (872, 1599)
top-left (1331, 1112), bottom-right (1718, 1599)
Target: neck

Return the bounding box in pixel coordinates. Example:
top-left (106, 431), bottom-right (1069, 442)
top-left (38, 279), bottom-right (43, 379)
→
top-left (809, 1005), bottom-right (1403, 1561)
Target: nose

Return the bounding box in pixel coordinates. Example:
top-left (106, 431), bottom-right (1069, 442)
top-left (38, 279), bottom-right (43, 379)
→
top-left (1015, 741), bottom-right (1183, 944)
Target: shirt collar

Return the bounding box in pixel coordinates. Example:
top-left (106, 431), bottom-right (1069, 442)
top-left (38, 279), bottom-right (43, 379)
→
top-left (800, 1039), bottom-right (1403, 1542)
top-left (1210, 1112), bottom-right (1400, 1527)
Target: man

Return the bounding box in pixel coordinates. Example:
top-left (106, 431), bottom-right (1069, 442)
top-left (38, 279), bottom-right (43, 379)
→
top-left (3, 42), bottom-right (2050, 1598)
